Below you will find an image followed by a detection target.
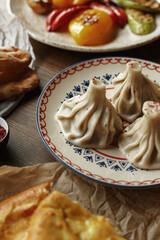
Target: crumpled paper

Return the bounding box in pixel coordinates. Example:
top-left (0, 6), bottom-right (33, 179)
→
top-left (0, 162), bottom-right (160, 240)
top-left (0, 2), bottom-right (35, 117)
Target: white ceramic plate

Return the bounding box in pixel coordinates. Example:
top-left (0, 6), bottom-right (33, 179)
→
top-left (36, 57), bottom-right (160, 188)
top-left (9, 0), bottom-right (160, 52)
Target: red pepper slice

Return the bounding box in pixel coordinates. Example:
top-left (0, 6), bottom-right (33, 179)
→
top-left (46, 5), bottom-right (89, 32)
top-left (109, 5), bottom-right (127, 28)
top-left (90, 2), bottom-right (119, 28)
top-left (46, 9), bottom-right (64, 31)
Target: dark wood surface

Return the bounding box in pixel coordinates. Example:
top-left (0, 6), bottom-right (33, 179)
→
top-left (1, 38), bottom-right (160, 167)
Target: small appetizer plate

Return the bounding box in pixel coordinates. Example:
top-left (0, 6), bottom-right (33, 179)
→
top-left (36, 57), bottom-right (160, 188)
top-left (0, 117), bottom-right (9, 151)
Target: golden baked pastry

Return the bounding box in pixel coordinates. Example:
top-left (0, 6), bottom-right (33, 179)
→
top-left (0, 68), bottom-right (39, 101)
top-left (0, 46), bottom-right (31, 71)
top-left (0, 181), bottom-right (51, 240)
top-left (0, 182), bottom-right (126, 240)
top-left (0, 68), bottom-right (27, 86)
top-left (0, 46), bottom-right (39, 101)
top-left (27, 191), bottom-right (126, 240)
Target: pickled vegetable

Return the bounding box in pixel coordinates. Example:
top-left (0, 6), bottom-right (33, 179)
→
top-left (126, 8), bottom-right (156, 35)
top-left (68, 9), bottom-right (115, 46)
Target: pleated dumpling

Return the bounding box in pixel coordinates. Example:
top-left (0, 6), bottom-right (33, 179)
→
top-left (112, 61), bottom-right (160, 123)
top-left (56, 78), bottom-right (122, 149)
top-left (118, 101), bottom-right (160, 169)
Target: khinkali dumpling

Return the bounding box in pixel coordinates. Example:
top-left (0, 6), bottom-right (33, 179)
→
top-left (56, 78), bottom-right (122, 149)
top-left (112, 61), bottom-right (160, 123)
top-left (118, 101), bottom-right (160, 169)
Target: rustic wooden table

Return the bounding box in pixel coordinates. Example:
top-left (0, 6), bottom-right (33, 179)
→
top-left (0, 35), bottom-right (160, 167)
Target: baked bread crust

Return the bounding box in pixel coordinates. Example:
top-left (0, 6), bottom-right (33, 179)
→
top-left (0, 183), bottom-right (126, 240)
top-left (27, 191), bottom-right (126, 240)
top-left (0, 67), bottom-right (39, 101)
top-left (0, 68), bottom-right (28, 85)
top-left (0, 181), bottom-right (51, 240)
top-left (0, 47), bottom-right (31, 71)
top-left (0, 46), bottom-right (39, 101)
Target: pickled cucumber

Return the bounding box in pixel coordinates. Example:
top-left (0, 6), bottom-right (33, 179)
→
top-left (126, 8), bottom-right (156, 35)
top-left (117, 0), bottom-right (160, 12)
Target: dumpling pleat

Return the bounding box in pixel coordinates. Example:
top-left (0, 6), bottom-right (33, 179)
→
top-left (118, 101), bottom-right (160, 169)
top-left (56, 78), bottom-right (122, 149)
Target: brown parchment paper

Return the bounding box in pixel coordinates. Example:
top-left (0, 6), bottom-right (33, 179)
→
top-left (0, 162), bottom-right (160, 240)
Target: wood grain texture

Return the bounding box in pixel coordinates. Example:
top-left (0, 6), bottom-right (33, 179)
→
top-left (1, 38), bottom-right (160, 167)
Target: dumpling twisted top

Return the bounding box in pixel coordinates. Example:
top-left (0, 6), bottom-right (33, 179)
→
top-left (112, 61), bottom-right (160, 123)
